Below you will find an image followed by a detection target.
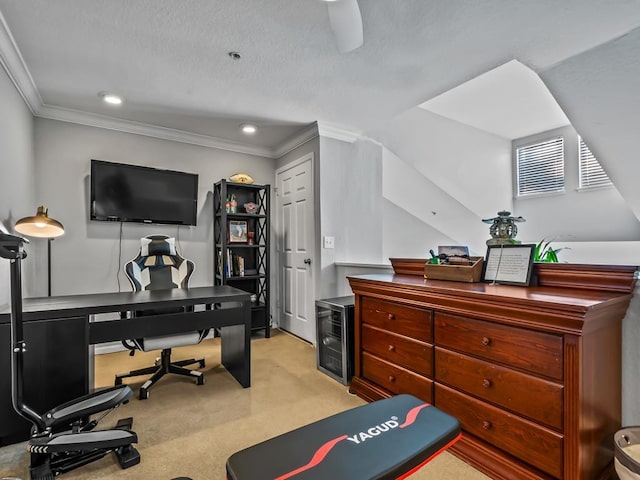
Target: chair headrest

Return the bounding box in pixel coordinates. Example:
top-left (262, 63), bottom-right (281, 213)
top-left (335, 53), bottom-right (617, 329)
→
top-left (141, 235), bottom-right (176, 256)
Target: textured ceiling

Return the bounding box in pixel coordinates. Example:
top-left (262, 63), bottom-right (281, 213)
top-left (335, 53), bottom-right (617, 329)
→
top-left (0, 0), bottom-right (639, 152)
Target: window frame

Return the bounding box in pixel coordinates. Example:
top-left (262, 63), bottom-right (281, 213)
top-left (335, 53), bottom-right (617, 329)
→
top-left (515, 136), bottom-right (565, 198)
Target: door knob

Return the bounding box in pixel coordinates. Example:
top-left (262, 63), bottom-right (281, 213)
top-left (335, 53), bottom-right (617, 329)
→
top-left (304, 258), bottom-right (312, 265)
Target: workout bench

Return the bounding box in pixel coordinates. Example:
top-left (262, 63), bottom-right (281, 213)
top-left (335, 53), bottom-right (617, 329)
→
top-left (227, 394), bottom-right (461, 480)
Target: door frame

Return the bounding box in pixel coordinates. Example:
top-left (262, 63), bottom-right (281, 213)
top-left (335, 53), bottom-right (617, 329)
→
top-left (274, 152), bottom-right (316, 344)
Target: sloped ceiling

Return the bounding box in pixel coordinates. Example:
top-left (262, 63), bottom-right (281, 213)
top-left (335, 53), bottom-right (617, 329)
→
top-left (0, 0), bottom-right (639, 156)
top-left (419, 60), bottom-right (570, 140)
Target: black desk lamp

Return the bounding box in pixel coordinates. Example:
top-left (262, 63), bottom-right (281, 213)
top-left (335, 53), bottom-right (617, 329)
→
top-left (14, 205), bottom-right (64, 296)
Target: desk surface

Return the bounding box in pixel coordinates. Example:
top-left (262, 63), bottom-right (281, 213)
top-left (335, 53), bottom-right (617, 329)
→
top-left (0, 285), bottom-right (250, 322)
top-left (1, 285), bottom-right (253, 445)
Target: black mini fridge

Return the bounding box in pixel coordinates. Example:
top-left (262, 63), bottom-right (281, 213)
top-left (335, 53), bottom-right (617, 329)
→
top-left (315, 296), bottom-right (354, 385)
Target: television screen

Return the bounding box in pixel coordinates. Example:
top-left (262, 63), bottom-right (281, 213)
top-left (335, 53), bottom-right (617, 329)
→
top-left (90, 159), bottom-right (198, 226)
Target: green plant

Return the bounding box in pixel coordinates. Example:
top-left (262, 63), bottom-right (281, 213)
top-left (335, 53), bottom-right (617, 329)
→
top-left (534, 239), bottom-right (566, 263)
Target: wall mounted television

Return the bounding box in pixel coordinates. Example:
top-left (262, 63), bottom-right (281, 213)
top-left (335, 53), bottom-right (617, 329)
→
top-left (90, 159), bottom-right (199, 226)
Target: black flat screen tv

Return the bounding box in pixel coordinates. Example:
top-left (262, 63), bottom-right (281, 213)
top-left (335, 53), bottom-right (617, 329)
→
top-left (90, 159), bottom-right (199, 226)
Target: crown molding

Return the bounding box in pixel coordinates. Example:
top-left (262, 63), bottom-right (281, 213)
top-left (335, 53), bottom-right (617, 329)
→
top-left (273, 122), bottom-right (319, 158)
top-left (0, 15), bottom-right (274, 157)
top-left (316, 121), bottom-right (361, 142)
top-left (0, 14), bottom-right (343, 158)
top-left (36, 104), bottom-right (275, 157)
top-left (0, 10), bottom-right (41, 113)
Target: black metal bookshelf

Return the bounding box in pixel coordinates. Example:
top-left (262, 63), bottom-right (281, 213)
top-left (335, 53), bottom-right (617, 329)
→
top-left (213, 180), bottom-right (270, 337)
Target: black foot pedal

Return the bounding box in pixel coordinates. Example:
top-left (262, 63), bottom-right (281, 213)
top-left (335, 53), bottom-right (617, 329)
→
top-left (115, 417), bottom-right (133, 430)
top-left (115, 444), bottom-right (141, 469)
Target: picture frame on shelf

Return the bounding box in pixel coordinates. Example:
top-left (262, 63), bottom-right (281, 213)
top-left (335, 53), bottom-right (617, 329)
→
top-left (229, 220), bottom-right (248, 243)
top-left (482, 243), bottom-right (535, 286)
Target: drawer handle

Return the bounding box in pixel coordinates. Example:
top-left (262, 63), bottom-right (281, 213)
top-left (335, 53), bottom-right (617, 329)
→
top-left (388, 375), bottom-right (396, 383)
top-left (388, 344), bottom-right (395, 352)
top-left (481, 336), bottom-right (492, 346)
top-left (388, 313), bottom-right (395, 320)
top-left (482, 420), bottom-right (492, 430)
top-left (482, 378), bottom-right (492, 388)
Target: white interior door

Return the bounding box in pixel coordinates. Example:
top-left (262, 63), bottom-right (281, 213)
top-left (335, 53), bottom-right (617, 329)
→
top-left (276, 153), bottom-right (315, 343)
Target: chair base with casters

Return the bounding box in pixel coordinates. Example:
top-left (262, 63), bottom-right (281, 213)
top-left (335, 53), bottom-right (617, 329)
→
top-left (117, 234), bottom-right (209, 400)
top-left (0, 233), bottom-right (140, 479)
top-left (115, 345), bottom-right (206, 400)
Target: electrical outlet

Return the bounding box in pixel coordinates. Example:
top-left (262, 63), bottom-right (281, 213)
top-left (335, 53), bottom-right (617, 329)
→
top-left (323, 236), bottom-right (335, 249)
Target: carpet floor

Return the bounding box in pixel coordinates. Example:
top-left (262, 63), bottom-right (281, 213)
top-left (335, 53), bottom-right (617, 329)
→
top-left (0, 329), bottom-right (489, 479)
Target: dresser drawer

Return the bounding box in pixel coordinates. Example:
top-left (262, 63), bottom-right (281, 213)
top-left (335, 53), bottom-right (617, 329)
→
top-left (435, 384), bottom-right (563, 478)
top-left (434, 312), bottom-right (563, 380)
top-left (435, 348), bottom-right (563, 430)
top-left (362, 352), bottom-right (433, 403)
top-left (362, 297), bottom-right (432, 342)
top-left (362, 324), bottom-right (433, 377)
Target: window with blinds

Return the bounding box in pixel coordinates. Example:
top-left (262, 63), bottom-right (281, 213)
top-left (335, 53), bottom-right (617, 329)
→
top-left (579, 137), bottom-right (612, 188)
top-left (516, 137), bottom-right (564, 196)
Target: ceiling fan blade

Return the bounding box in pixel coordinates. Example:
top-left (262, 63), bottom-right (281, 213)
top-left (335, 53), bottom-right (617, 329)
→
top-left (327, 0), bottom-right (363, 53)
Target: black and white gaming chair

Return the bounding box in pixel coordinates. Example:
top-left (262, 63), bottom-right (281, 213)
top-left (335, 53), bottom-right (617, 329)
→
top-left (0, 233), bottom-right (140, 480)
top-left (115, 235), bottom-right (208, 400)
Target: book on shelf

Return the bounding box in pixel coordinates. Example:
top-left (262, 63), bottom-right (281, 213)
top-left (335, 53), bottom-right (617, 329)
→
top-left (225, 249), bottom-right (245, 277)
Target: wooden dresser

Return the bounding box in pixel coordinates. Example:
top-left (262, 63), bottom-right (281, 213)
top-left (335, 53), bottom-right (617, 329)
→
top-left (347, 262), bottom-right (637, 480)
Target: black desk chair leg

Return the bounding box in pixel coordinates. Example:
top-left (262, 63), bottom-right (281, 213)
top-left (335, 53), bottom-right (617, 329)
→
top-left (116, 348), bottom-right (205, 400)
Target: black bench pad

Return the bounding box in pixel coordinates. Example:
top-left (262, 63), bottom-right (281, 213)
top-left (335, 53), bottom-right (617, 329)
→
top-left (226, 394), bottom-right (461, 480)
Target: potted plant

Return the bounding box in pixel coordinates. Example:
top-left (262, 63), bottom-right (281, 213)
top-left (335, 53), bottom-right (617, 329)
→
top-left (534, 239), bottom-right (567, 263)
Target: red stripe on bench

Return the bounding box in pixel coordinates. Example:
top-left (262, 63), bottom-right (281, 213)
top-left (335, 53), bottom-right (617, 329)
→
top-left (398, 403), bottom-right (430, 428)
top-left (274, 434), bottom-right (348, 480)
top-left (395, 432), bottom-right (463, 480)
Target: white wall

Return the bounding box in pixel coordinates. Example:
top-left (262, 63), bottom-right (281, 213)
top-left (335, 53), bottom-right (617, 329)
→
top-left (371, 107), bottom-right (513, 219)
top-left (514, 126), bottom-right (640, 243)
top-left (382, 147), bottom-right (488, 256)
top-left (382, 199), bottom-right (456, 259)
top-left (0, 64), bottom-right (35, 306)
top-left (317, 136), bottom-right (383, 299)
top-left (539, 27), bottom-right (640, 224)
top-left (33, 118), bottom-right (276, 297)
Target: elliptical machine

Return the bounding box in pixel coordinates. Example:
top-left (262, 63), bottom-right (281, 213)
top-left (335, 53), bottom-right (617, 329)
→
top-left (0, 232), bottom-right (140, 479)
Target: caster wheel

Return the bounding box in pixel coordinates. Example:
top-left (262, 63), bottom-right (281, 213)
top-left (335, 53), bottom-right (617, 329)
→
top-left (139, 389), bottom-right (149, 400)
top-left (197, 376), bottom-right (205, 386)
top-left (199, 359), bottom-right (206, 368)
top-left (115, 377), bottom-right (123, 386)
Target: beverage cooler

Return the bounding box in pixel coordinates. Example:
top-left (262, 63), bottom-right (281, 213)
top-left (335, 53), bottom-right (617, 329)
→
top-left (315, 296), bottom-right (354, 385)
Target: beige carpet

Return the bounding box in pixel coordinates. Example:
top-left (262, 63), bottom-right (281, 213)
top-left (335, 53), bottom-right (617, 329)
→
top-left (0, 329), bottom-right (489, 480)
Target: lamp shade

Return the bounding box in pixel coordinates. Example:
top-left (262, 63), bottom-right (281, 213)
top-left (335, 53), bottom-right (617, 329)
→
top-left (15, 205), bottom-right (64, 238)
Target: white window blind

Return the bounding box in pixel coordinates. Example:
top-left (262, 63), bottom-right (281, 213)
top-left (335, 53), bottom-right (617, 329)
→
top-left (516, 137), bottom-right (564, 196)
top-left (579, 137), bottom-right (612, 188)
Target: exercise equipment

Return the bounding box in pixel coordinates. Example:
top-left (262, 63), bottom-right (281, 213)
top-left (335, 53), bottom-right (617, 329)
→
top-left (0, 232), bottom-right (140, 479)
top-left (226, 393), bottom-right (460, 480)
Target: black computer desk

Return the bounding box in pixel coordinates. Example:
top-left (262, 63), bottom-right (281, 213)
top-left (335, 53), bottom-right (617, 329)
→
top-left (0, 285), bottom-right (252, 446)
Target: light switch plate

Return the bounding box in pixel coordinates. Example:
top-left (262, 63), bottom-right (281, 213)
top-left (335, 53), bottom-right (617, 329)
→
top-left (323, 236), bottom-right (335, 249)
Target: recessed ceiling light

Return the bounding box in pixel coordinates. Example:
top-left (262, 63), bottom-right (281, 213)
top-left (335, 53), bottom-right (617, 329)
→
top-left (240, 124), bottom-right (257, 135)
top-left (98, 92), bottom-right (123, 105)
